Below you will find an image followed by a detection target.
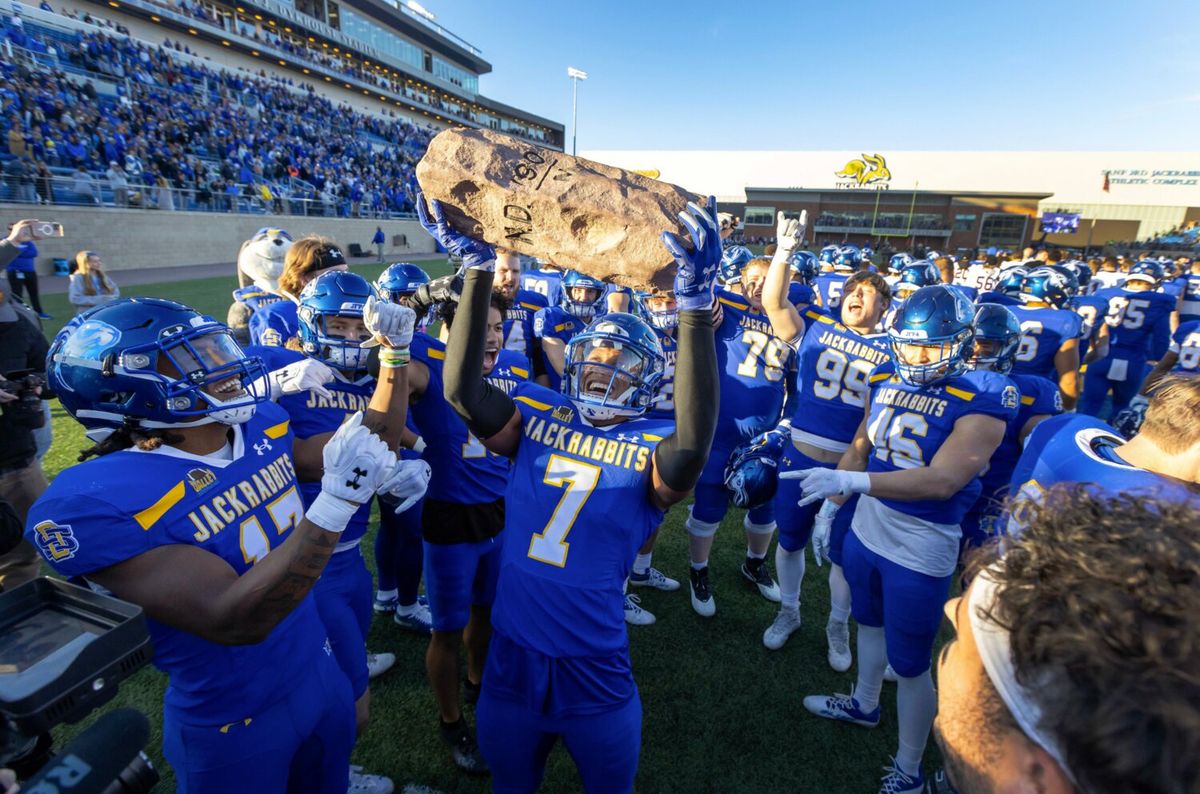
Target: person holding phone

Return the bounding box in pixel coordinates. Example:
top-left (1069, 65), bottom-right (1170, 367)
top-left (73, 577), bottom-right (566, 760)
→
top-left (68, 250), bottom-right (121, 315)
top-left (4, 219), bottom-right (52, 319)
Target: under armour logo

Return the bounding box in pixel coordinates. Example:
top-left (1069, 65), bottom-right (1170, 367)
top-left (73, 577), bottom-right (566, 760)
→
top-left (701, 263), bottom-right (717, 279)
top-left (615, 433), bottom-right (639, 444)
top-left (253, 440), bottom-right (272, 456)
top-left (345, 466), bottom-right (368, 490)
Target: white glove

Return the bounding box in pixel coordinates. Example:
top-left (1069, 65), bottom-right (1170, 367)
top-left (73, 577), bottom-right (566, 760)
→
top-left (810, 500), bottom-right (840, 567)
top-left (360, 295), bottom-right (417, 350)
top-left (378, 459), bottom-right (431, 514)
top-left (268, 358), bottom-right (334, 400)
top-left (771, 209), bottom-right (808, 264)
top-left (306, 412), bottom-right (398, 533)
top-left (779, 467), bottom-right (870, 507)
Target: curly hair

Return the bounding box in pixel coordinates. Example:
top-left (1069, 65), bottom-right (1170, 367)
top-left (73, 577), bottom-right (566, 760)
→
top-left (966, 485), bottom-right (1200, 794)
top-left (844, 270), bottom-right (893, 306)
top-left (439, 291), bottom-right (510, 330)
top-left (78, 420), bottom-right (184, 462)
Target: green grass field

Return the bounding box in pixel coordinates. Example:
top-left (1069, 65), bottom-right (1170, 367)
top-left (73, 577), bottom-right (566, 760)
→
top-left (38, 261), bottom-right (947, 793)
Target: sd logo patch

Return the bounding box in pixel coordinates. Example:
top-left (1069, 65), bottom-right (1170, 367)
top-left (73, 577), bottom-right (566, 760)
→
top-left (33, 520), bottom-right (79, 562)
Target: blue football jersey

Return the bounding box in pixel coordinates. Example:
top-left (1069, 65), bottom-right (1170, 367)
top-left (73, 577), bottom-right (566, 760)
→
top-left (1179, 274), bottom-right (1200, 323)
top-left (1068, 294), bottom-right (1109, 362)
top-left (503, 288), bottom-right (548, 361)
top-left (788, 309), bottom-right (891, 450)
top-left (490, 382), bottom-right (675, 658)
top-left (977, 291), bottom-right (1020, 307)
top-left (977, 373), bottom-right (1062, 503)
top-left (1093, 287), bottom-right (1175, 360)
top-left (248, 299), bottom-right (298, 348)
top-left (648, 327), bottom-right (678, 421)
top-left (1010, 305), bottom-right (1083, 380)
top-left (1006, 414), bottom-right (1197, 531)
top-left (715, 290), bottom-right (795, 444)
top-left (1161, 275), bottom-right (1187, 301)
top-left (410, 333), bottom-right (528, 504)
top-left (532, 305), bottom-right (587, 393)
top-left (232, 285), bottom-right (286, 314)
top-left (521, 268), bottom-right (563, 307)
top-left (1169, 320), bottom-right (1200, 375)
top-left (26, 402), bottom-right (330, 723)
top-left (816, 273), bottom-right (850, 311)
top-left (788, 281), bottom-right (815, 307)
top-left (865, 366), bottom-right (1019, 524)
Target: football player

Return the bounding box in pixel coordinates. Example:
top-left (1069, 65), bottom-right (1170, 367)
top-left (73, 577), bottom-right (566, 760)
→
top-left (532, 270), bottom-right (607, 391)
top-left (815, 245), bottom-right (859, 312)
top-left (1010, 267), bottom-right (1083, 409)
top-left (1179, 258), bottom-right (1200, 324)
top-left (934, 256), bottom-right (977, 302)
top-left (28, 297), bottom-right (416, 793)
top-left (248, 236), bottom-right (348, 348)
top-left (719, 244), bottom-right (754, 291)
top-left (959, 304), bottom-right (1061, 551)
top-left (977, 264), bottom-right (1026, 306)
top-left (685, 254), bottom-right (797, 616)
top-left (370, 269), bottom-right (438, 628)
top-left (433, 195), bottom-right (719, 793)
top-left (493, 247), bottom-right (548, 362)
top-left (1079, 261), bottom-right (1175, 418)
top-left (791, 285), bottom-right (1016, 793)
top-left (413, 195), bottom-right (533, 776)
top-left (1123, 317), bottom-right (1200, 431)
top-left (759, 211), bottom-right (892, 665)
top-left (520, 258), bottom-right (564, 306)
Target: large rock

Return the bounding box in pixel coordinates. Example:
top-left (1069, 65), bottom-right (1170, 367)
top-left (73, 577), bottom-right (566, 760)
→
top-left (415, 128), bottom-right (702, 293)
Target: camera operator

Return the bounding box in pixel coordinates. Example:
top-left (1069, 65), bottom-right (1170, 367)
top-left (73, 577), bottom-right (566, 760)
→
top-left (0, 219), bottom-right (51, 592)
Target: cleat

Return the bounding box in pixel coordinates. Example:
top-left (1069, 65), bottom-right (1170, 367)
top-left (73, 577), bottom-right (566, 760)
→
top-left (826, 620), bottom-right (853, 672)
top-left (741, 558), bottom-right (781, 602)
top-left (689, 566), bottom-right (716, 617)
top-left (762, 607), bottom-right (802, 650)
top-left (623, 593), bottom-right (656, 625)
top-left (629, 566), bottom-right (680, 591)
top-left (923, 768), bottom-right (958, 794)
top-left (373, 593), bottom-right (398, 614)
top-left (463, 678), bottom-right (481, 706)
top-left (367, 652), bottom-right (395, 680)
top-left (879, 758), bottom-right (924, 794)
top-left (349, 765), bottom-right (394, 794)
top-left (883, 664), bottom-right (899, 683)
top-left (439, 719), bottom-right (489, 776)
top-left (802, 690), bottom-right (881, 728)
top-left (394, 601), bottom-right (433, 635)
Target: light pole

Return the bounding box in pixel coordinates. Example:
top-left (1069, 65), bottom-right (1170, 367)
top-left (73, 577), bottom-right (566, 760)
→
top-left (567, 67), bottom-right (587, 156)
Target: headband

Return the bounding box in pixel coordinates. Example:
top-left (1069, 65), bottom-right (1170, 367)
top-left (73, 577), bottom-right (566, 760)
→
top-left (969, 566), bottom-right (1076, 784)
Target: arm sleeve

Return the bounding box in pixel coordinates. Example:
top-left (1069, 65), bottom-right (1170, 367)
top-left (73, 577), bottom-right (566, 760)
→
top-left (443, 268), bottom-right (519, 438)
top-left (780, 353), bottom-right (800, 424)
top-left (653, 308), bottom-right (719, 492)
top-left (0, 240), bottom-right (20, 270)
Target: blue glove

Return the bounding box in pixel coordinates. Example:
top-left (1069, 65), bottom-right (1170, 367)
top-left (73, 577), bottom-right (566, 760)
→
top-left (748, 426), bottom-right (789, 460)
top-left (661, 196), bottom-right (721, 311)
top-left (416, 191), bottom-right (496, 271)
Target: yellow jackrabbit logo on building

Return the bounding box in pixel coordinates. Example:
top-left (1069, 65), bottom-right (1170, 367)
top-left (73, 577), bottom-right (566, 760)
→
top-left (835, 153), bottom-right (892, 185)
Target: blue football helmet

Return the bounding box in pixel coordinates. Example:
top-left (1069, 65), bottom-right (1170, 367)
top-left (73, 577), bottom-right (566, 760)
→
top-left (562, 312), bottom-right (665, 421)
top-left (834, 245), bottom-right (862, 272)
top-left (1060, 259), bottom-right (1092, 290)
top-left (1126, 260), bottom-right (1164, 286)
top-left (720, 245), bottom-right (754, 285)
top-left (818, 244), bottom-right (840, 266)
top-left (889, 252), bottom-right (914, 272)
top-left (639, 291), bottom-right (678, 331)
top-left (789, 251), bottom-right (820, 285)
top-left (723, 431), bottom-right (787, 509)
top-left (997, 265), bottom-right (1028, 296)
top-left (895, 260), bottom-right (942, 298)
top-left (561, 270), bottom-right (608, 322)
top-left (887, 285), bottom-right (976, 386)
top-left (48, 297), bottom-right (268, 435)
top-left (297, 271), bottom-right (373, 372)
top-left (375, 262), bottom-right (430, 303)
top-left (970, 303), bottom-right (1022, 374)
top-left (1019, 267), bottom-right (1076, 309)
top-left (924, 249), bottom-right (944, 262)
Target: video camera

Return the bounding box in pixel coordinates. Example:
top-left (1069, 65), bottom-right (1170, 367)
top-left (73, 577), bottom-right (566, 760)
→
top-left (0, 370), bottom-right (46, 429)
top-left (0, 577), bottom-right (158, 792)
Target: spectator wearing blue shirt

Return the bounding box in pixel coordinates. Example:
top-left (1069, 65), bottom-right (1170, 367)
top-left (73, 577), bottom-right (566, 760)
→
top-left (3, 224), bottom-right (48, 318)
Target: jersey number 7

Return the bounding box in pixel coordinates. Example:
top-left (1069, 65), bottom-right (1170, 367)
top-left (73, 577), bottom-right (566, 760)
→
top-left (527, 455), bottom-right (601, 567)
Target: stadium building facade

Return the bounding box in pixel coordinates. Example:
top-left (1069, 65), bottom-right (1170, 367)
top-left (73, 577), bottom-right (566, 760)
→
top-left (587, 150), bottom-right (1200, 251)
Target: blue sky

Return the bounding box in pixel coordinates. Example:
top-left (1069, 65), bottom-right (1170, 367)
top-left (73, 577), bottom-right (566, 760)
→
top-left (429, 0), bottom-right (1198, 150)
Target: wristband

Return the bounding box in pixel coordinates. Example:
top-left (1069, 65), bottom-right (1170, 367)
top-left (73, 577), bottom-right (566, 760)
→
top-left (817, 499), bottom-right (841, 519)
top-left (411, 436), bottom-right (427, 454)
top-left (378, 347), bottom-right (410, 369)
top-left (305, 492), bottom-right (357, 534)
top-left (776, 418), bottom-right (793, 433)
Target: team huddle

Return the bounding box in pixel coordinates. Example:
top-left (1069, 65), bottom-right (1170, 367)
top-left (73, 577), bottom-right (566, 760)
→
top-left (23, 200), bottom-right (1200, 794)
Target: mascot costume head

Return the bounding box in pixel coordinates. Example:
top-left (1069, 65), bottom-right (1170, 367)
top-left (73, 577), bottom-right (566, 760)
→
top-left (237, 227), bottom-right (293, 292)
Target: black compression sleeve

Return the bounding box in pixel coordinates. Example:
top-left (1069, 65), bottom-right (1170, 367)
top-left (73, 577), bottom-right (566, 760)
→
top-left (443, 268), bottom-right (518, 438)
top-left (653, 307), bottom-right (718, 492)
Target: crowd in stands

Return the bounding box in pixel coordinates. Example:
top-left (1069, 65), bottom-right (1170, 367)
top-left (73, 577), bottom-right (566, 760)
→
top-left (1113, 221), bottom-right (1200, 254)
top-left (814, 212), bottom-right (946, 230)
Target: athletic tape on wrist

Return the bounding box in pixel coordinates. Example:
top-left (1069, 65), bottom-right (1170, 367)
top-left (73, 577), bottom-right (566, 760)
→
top-left (379, 347), bottom-right (410, 369)
top-left (304, 491), bottom-right (357, 534)
top-left (969, 565), bottom-right (1075, 784)
top-left (411, 436), bottom-right (427, 455)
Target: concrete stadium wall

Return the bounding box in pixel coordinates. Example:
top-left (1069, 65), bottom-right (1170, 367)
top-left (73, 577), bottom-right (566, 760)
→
top-left (0, 204), bottom-right (435, 274)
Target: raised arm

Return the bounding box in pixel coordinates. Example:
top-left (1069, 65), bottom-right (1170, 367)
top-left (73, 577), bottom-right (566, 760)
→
top-left (651, 198), bottom-right (722, 509)
top-left (762, 210), bottom-right (808, 343)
